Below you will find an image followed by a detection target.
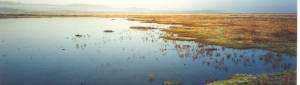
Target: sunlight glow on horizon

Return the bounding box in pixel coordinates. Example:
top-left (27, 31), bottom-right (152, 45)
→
top-left (1, 0), bottom-right (297, 12)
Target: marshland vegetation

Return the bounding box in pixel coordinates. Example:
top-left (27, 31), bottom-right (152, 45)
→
top-left (128, 13), bottom-right (297, 55)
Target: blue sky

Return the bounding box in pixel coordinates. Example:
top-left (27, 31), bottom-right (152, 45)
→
top-left (3, 0), bottom-right (297, 12)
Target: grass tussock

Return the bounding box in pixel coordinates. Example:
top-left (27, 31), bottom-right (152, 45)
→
top-left (129, 14), bottom-right (297, 55)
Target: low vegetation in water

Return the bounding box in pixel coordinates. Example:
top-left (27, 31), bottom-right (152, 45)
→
top-left (160, 36), bottom-right (197, 41)
top-left (130, 26), bottom-right (158, 30)
top-left (104, 30), bottom-right (114, 32)
top-left (162, 80), bottom-right (181, 85)
top-left (129, 14), bottom-right (297, 55)
top-left (206, 71), bottom-right (296, 85)
top-left (74, 34), bottom-right (83, 38)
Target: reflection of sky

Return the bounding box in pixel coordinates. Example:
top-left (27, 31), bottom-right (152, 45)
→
top-left (2, 0), bottom-right (297, 12)
top-left (0, 18), bottom-right (296, 85)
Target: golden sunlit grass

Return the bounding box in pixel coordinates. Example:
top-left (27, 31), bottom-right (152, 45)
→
top-left (206, 71), bottom-right (296, 85)
top-left (162, 80), bottom-right (181, 85)
top-left (128, 13), bottom-right (297, 55)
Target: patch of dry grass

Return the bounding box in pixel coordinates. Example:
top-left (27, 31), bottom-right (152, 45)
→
top-left (162, 80), bottom-right (181, 85)
top-left (129, 13), bottom-right (297, 55)
top-left (206, 71), bottom-right (296, 85)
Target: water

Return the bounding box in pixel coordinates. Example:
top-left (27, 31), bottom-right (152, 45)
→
top-left (0, 17), bottom-right (296, 85)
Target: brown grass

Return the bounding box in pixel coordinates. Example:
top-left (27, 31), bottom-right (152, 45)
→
top-left (128, 13), bottom-right (297, 55)
top-left (206, 71), bottom-right (296, 85)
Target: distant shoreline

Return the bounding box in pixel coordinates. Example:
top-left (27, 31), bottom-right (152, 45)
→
top-left (0, 12), bottom-right (296, 18)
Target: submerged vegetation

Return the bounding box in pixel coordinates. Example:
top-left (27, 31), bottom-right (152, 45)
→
top-left (207, 71), bottom-right (296, 85)
top-left (128, 14), bottom-right (297, 55)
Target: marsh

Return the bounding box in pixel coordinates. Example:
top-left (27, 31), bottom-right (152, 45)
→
top-left (0, 17), bottom-right (296, 85)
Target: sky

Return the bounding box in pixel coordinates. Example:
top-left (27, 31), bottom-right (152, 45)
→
top-left (2, 0), bottom-right (297, 12)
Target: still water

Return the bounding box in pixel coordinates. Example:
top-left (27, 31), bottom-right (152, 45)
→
top-left (0, 17), bottom-right (296, 85)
